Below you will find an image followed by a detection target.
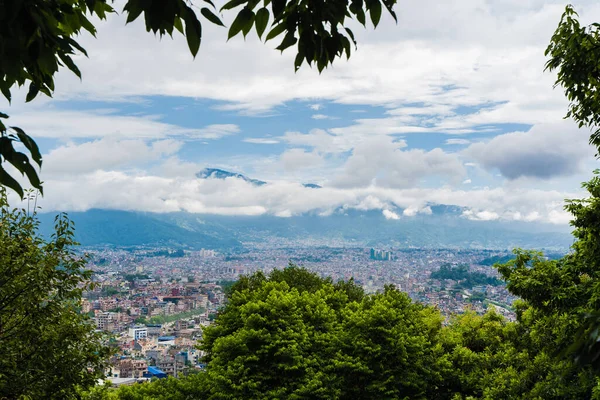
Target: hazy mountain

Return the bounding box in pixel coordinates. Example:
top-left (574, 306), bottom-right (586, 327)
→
top-left (197, 168), bottom-right (321, 188)
top-left (36, 209), bottom-right (242, 249)
top-left (36, 207), bottom-right (573, 251)
top-left (196, 168), bottom-right (267, 186)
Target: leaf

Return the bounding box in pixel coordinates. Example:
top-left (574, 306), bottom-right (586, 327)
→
top-left (11, 127), bottom-right (42, 167)
top-left (369, 1), bottom-right (382, 28)
top-left (356, 9), bottom-right (366, 26)
top-left (382, 0), bottom-right (397, 22)
top-left (271, 0), bottom-right (286, 19)
top-left (201, 7), bottom-right (225, 26)
top-left (124, 0), bottom-right (144, 24)
top-left (344, 28), bottom-right (357, 46)
top-left (25, 83), bottom-right (40, 102)
top-left (174, 17), bottom-right (184, 34)
top-left (58, 54), bottom-right (82, 79)
top-left (183, 8), bottom-right (202, 57)
top-left (221, 0), bottom-right (248, 11)
top-left (341, 36), bottom-right (351, 59)
top-left (265, 22), bottom-right (286, 42)
top-left (229, 7), bottom-right (254, 40)
top-left (276, 33), bottom-right (297, 51)
top-left (294, 52), bottom-right (303, 71)
top-left (255, 8), bottom-right (269, 39)
top-left (0, 164), bottom-right (23, 199)
top-left (0, 87), bottom-right (10, 103)
top-left (0, 112), bottom-right (8, 119)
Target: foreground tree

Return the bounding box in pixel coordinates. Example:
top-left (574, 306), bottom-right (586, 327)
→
top-left (545, 5), bottom-right (600, 152)
top-left (0, 190), bottom-right (110, 399)
top-left (0, 0), bottom-right (397, 196)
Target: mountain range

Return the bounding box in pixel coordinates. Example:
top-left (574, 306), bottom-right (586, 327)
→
top-left (196, 168), bottom-right (321, 188)
top-left (35, 169), bottom-right (574, 251)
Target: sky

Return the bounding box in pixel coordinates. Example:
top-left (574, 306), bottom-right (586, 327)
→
top-left (3, 0), bottom-right (600, 225)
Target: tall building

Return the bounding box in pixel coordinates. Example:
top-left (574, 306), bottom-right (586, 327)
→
top-left (369, 248), bottom-right (393, 261)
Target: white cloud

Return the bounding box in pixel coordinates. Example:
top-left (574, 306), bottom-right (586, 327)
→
top-left (244, 138), bottom-right (280, 144)
top-left (280, 149), bottom-right (324, 172)
top-left (24, 164), bottom-right (582, 225)
top-left (463, 209), bottom-right (500, 221)
top-left (447, 138), bottom-right (471, 145)
top-left (7, 108), bottom-right (239, 140)
top-left (383, 209), bottom-right (400, 220)
top-left (463, 179), bottom-right (472, 184)
top-left (44, 138), bottom-right (182, 175)
top-left (191, 124), bottom-right (240, 139)
top-left (464, 121), bottom-right (593, 180)
top-left (332, 136), bottom-right (466, 188)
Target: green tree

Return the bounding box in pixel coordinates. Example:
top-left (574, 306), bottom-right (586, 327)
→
top-left (201, 266), bottom-right (445, 399)
top-left (83, 373), bottom-right (210, 400)
top-left (0, 0), bottom-right (397, 197)
top-left (545, 5), bottom-right (600, 152)
top-left (0, 190), bottom-right (110, 399)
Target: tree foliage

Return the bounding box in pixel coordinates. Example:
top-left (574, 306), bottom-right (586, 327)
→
top-left (545, 5), bottom-right (600, 153)
top-left (0, 190), bottom-right (110, 399)
top-left (0, 0), bottom-right (397, 197)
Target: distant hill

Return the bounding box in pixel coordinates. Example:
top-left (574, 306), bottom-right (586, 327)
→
top-left (197, 167), bottom-right (321, 189)
top-left (36, 209), bottom-right (242, 249)
top-left (196, 168), bottom-right (267, 186)
top-left (36, 207), bottom-right (573, 251)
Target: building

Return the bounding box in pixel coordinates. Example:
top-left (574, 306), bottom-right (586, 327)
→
top-left (95, 312), bottom-right (117, 331)
top-left (144, 366), bottom-right (167, 379)
top-left (128, 325), bottom-right (148, 340)
top-left (370, 248), bottom-right (393, 261)
top-left (146, 324), bottom-right (163, 336)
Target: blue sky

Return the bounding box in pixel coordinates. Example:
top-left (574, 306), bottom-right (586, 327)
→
top-left (2, 0), bottom-right (599, 224)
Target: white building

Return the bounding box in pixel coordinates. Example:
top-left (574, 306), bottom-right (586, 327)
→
top-left (128, 325), bottom-right (148, 340)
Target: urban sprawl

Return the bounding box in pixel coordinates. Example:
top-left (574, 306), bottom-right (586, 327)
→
top-left (86, 246), bottom-right (519, 386)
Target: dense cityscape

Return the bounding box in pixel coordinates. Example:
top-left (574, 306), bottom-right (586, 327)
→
top-left (86, 246), bottom-right (523, 386)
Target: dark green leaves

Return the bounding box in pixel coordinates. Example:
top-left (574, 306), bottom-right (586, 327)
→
top-left (0, 165), bottom-right (24, 199)
top-left (368, 0), bottom-right (382, 28)
top-left (276, 33), bottom-right (297, 51)
top-left (545, 5), bottom-right (600, 154)
top-left (228, 7), bottom-right (255, 39)
top-left (201, 7), bottom-right (225, 27)
top-left (0, 0), bottom-right (112, 104)
top-left (221, 0), bottom-right (250, 11)
top-left (0, 114), bottom-right (43, 199)
top-left (183, 6), bottom-right (202, 57)
top-left (266, 23), bottom-right (287, 42)
top-left (255, 8), bottom-right (270, 38)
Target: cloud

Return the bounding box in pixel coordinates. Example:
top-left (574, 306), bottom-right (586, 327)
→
top-left (332, 136), bottom-right (466, 188)
top-left (243, 138), bottom-right (280, 144)
top-left (464, 122), bottom-right (593, 180)
top-left (462, 209), bottom-right (499, 221)
top-left (189, 124), bottom-right (240, 139)
top-left (281, 129), bottom-right (355, 154)
top-left (9, 108), bottom-right (239, 140)
top-left (311, 114), bottom-right (337, 120)
top-left (24, 164), bottom-right (582, 225)
top-left (447, 138), bottom-right (471, 145)
top-left (280, 149), bottom-right (324, 172)
top-left (44, 138), bottom-right (182, 175)
top-left (383, 209), bottom-right (400, 220)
